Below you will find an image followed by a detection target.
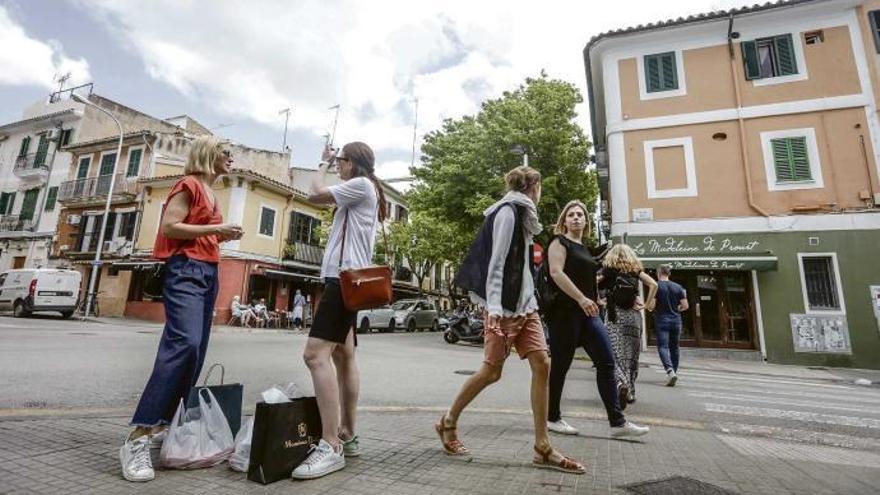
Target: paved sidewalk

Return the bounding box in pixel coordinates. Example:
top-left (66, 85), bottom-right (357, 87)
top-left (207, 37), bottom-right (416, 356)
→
top-left (1, 409), bottom-right (878, 495)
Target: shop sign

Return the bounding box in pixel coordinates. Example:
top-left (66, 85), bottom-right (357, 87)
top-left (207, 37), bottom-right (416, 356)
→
top-left (648, 257), bottom-right (776, 271)
top-left (790, 314), bottom-right (851, 354)
top-left (630, 235), bottom-right (765, 256)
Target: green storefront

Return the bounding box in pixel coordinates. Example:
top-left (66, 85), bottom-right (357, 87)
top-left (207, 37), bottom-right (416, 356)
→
top-left (623, 229), bottom-right (880, 370)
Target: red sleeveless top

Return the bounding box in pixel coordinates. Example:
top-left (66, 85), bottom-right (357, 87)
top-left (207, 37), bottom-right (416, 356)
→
top-left (153, 175), bottom-right (223, 263)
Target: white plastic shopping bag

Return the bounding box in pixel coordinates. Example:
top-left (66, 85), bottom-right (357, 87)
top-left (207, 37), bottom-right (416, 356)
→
top-left (228, 417), bottom-right (254, 472)
top-left (159, 388), bottom-right (235, 469)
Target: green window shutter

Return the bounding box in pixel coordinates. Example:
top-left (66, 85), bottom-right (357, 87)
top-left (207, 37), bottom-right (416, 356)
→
top-left (741, 40), bottom-right (761, 80)
top-left (99, 153), bottom-right (117, 175)
top-left (0, 193), bottom-right (8, 215)
top-left (260, 208), bottom-right (275, 236)
top-left (127, 149), bottom-right (142, 177)
top-left (44, 186), bottom-right (58, 211)
top-left (34, 134), bottom-right (49, 167)
top-left (661, 52), bottom-right (678, 90)
top-left (788, 137), bottom-right (811, 180)
top-left (645, 54), bottom-right (662, 92)
top-left (771, 137), bottom-right (812, 183)
top-left (6, 193), bottom-right (15, 215)
top-left (20, 189), bottom-right (38, 221)
top-left (18, 136), bottom-right (31, 157)
top-left (77, 157), bottom-right (91, 178)
top-left (774, 34), bottom-right (798, 76)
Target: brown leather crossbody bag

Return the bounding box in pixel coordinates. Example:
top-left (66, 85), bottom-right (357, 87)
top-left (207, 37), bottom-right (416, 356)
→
top-left (337, 191), bottom-right (393, 311)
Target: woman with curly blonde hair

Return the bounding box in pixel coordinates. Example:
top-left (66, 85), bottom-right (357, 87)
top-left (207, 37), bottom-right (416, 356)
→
top-left (600, 244), bottom-right (657, 408)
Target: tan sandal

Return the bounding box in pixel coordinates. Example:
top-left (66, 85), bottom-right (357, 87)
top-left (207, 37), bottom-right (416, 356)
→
top-left (434, 414), bottom-right (469, 456)
top-left (532, 444), bottom-right (585, 474)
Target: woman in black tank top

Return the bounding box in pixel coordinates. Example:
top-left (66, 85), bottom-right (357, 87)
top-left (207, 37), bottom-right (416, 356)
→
top-left (544, 201), bottom-right (649, 439)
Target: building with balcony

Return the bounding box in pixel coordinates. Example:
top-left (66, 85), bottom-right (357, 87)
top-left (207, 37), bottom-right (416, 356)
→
top-left (585, 0), bottom-right (880, 368)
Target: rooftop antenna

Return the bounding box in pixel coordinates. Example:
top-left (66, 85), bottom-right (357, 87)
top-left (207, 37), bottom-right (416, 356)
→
top-left (279, 107), bottom-right (292, 151)
top-left (54, 72), bottom-right (72, 93)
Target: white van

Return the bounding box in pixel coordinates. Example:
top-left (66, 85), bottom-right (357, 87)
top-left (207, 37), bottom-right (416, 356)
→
top-left (0, 269), bottom-right (82, 318)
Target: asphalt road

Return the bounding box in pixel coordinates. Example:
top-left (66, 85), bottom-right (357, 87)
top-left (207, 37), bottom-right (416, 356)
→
top-left (1, 315), bottom-right (878, 453)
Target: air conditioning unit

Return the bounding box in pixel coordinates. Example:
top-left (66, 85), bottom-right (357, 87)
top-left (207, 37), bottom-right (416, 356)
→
top-left (67, 214), bottom-right (81, 225)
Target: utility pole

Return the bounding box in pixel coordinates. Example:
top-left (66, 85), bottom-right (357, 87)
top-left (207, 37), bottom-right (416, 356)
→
top-left (327, 104), bottom-right (340, 147)
top-left (279, 107), bottom-right (292, 151)
top-left (411, 97), bottom-right (419, 168)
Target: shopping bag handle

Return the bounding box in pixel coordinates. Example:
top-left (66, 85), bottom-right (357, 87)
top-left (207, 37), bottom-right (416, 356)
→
top-left (202, 363), bottom-right (225, 386)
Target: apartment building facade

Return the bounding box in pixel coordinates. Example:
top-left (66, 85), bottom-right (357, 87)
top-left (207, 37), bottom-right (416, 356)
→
top-left (585, 0), bottom-right (880, 368)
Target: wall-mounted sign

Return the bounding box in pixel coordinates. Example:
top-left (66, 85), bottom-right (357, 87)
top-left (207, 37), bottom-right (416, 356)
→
top-left (630, 235), bottom-right (767, 256)
top-left (790, 314), bottom-right (851, 354)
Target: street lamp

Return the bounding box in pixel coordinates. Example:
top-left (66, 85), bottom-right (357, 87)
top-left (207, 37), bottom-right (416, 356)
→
top-left (510, 144), bottom-right (529, 167)
top-left (71, 93), bottom-right (124, 319)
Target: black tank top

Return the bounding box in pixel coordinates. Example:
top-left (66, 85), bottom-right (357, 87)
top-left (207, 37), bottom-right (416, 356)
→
top-left (554, 235), bottom-right (600, 306)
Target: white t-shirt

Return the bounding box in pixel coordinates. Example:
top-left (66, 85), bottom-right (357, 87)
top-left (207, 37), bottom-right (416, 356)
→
top-left (320, 177), bottom-right (379, 280)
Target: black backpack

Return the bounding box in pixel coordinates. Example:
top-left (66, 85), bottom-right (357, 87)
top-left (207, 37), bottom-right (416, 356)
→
top-left (534, 261), bottom-right (558, 315)
top-left (610, 271), bottom-right (640, 309)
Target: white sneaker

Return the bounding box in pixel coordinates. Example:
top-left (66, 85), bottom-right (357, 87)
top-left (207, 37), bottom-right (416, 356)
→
top-left (291, 439), bottom-right (345, 480)
top-left (119, 434), bottom-right (154, 482)
top-left (611, 421), bottom-right (650, 438)
top-left (547, 419), bottom-right (579, 435)
top-left (666, 370), bottom-right (678, 387)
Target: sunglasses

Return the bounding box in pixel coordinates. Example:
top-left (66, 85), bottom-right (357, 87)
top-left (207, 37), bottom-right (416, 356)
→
top-left (335, 156), bottom-right (350, 163)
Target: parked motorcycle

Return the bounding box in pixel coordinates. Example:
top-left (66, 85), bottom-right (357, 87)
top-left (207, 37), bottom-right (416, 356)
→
top-left (444, 312), bottom-right (484, 344)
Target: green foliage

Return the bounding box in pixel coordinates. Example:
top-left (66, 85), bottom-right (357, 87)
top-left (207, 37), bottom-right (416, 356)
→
top-left (408, 74), bottom-right (597, 250)
top-left (387, 213), bottom-right (457, 294)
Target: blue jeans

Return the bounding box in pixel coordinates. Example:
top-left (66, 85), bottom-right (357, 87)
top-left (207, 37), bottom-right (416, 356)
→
top-left (548, 305), bottom-right (626, 427)
top-left (131, 255), bottom-right (219, 427)
top-left (655, 319), bottom-right (681, 373)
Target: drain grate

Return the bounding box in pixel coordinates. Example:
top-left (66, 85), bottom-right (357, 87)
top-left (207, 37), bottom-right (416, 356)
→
top-left (623, 476), bottom-right (738, 495)
top-left (454, 370), bottom-right (476, 375)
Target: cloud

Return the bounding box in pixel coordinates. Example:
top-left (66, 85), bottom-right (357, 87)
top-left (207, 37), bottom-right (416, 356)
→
top-left (72, 0), bottom-right (757, 175)
top-left (0, 5), bottom-right (90, 89)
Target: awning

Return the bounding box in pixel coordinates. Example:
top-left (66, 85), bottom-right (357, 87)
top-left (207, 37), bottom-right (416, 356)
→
top-left (264, 269), bottom-right (322, 283)
top-left (640, 256), bottom-right (778, 271)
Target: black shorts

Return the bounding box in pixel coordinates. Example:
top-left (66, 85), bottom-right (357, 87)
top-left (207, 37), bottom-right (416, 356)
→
top-left (309, 278), bottom-right (357, 345)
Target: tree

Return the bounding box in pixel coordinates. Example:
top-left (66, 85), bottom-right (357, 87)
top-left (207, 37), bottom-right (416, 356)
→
top-left (387, 212), bottom-right (456, 295)
top-left (408, 73), bottom-right (597, 248)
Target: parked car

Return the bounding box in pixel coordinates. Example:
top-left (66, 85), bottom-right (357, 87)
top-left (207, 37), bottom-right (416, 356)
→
top-left (0, 268), bottom-right (82, 318)
top-left (356, 298), bottom-right (440, 333)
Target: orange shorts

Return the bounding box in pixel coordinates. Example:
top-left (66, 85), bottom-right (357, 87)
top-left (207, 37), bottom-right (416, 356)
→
top-left (483, 310), bottom-right (548, 367)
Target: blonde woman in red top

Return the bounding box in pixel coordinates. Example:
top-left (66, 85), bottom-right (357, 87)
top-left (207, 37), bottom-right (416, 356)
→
top-left (119, 136), bottom-right (242, 482)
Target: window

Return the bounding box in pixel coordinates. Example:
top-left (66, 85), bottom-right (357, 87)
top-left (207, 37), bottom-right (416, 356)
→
top-left (99, 152), bottom-right (117, 175)
top-left (396, 206), bottom-right (408, 223)
top-left (870, 11), bottom-right (880, 53)
top-left (259, 206), bottom-right (276, 237)
top-left (434, 264), bottom-right (442, 291)
top-left (126, 148), bottom-right (142, 177)
top-left (644, 52), bottom-right (678, 93)
top-left (60, 128), bottom-right (73, 147)
top-left (289, 212), bottom-right (320, 244)
top-left (117, 211), bottom-right (137, 241)
top-left (771, 137), bottom-right (811, 182)
top-left (44, 186), bottom-right (58, 211)
top-left (798, 254), bottom-right (844, 312)
top-left (804, 31), bottom-right (824, 45)
top-left (18, 136), bottom-right (31, 157)
top-left (742, 34), bottom-right (799, 80)
top-left (760, 128), bottom-right (823, 191)
top-left (0, 192), bottom-right (16, 215)
top-left (19, 189), bottom-right (39, 221)
top-left (76, 156), bottom-right (91, 178)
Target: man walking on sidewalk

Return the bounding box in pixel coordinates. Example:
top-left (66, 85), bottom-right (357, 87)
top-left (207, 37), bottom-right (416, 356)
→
top-left (654, 265), bottom-right (688, 386)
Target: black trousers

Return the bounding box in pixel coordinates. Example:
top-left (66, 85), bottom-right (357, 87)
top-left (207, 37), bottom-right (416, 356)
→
top-left (547, 304), bottom-right (626, 427)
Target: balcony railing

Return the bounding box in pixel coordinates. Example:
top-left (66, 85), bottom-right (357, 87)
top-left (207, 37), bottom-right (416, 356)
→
top-left (282, 241), bottom-right (324, 265)
top-left (0, 215), bottom-right (34, 232)
top-left (58, 173), bottom-right (136, 203)
top-left (13, 153), bottom-right (49, 179)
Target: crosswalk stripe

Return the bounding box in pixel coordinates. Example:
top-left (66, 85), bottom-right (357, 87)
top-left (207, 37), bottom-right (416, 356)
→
top-left (688, 391), bottom-right (880, 415)
top-left (716, 422), bottom-right (880, 452)
top-left (718, 435), bottom-right (880, 469)
top-left (682, 380), bottom-right (880, 404)
top-left (703, 403), bottom-right (880, 429)
top-left (653, 369), bottom-right (856, 390)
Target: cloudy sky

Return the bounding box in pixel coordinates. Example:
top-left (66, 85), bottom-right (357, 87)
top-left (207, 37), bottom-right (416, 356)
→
top-left (0, 0), bottom-right (754, 186)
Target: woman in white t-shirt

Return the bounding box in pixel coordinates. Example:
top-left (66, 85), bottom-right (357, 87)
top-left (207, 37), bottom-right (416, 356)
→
top-left (293, 141), bottom-right (388, 480)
